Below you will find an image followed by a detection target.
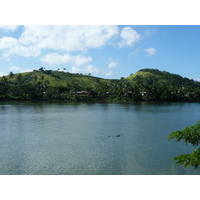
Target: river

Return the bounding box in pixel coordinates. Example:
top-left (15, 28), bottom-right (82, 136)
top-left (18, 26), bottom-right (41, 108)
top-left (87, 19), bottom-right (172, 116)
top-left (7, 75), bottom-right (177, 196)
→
top-left (0, 101), bottom-right (199, 175)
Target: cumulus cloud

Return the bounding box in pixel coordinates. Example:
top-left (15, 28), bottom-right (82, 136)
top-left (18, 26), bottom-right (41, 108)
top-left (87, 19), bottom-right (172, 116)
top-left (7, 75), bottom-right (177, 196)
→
top-left (108, 61), bottom-right (118, 69)
top-left (9, 66), bottom-right (21, 72)
top-left (0, 25), bottom-right (18, 31)
top-left (40, 53), bottom-right (92, 66)
top-left (73, 55), bottom-right (93, 67)
top-left (0, 25), bottom-right (119, 58)
top-left (0, 37), bottom-right (19, 49)
top-left (0, 25), bottom-right (146, 76)
top-left (84, 65), bottom-right (99, 74)
top-left (144, 47), bottom-right (157, 56)
top-left (6, 45), bottom-right (40, 58)
top-left (0, 36), bottom-right (40, 57)
top-left (72, 65), bottom-right (99, 74)
top-left (118, 27), bottom-right (141, 48)
top-left (41, 52), bottom-right (98, 74)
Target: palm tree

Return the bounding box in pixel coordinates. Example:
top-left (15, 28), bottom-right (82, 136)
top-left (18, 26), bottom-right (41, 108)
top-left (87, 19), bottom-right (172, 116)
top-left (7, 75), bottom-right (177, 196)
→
top-left (1, 76), bottom-right (8, 84)
top-left (0, 76), bottom-right (9, 95)
top-left (41, 74), bottom-right (45, 81)
top-left (9, 72), bottom-right (14, 78)
top-left (17, 74), bottom-right (22, 83)
top-left (34, 75), bottom-right (38, 82)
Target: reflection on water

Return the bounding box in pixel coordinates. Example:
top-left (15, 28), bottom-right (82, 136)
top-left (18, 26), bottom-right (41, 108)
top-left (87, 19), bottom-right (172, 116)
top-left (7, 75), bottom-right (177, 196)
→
top-left (0, 101), bottom-right (200, 175)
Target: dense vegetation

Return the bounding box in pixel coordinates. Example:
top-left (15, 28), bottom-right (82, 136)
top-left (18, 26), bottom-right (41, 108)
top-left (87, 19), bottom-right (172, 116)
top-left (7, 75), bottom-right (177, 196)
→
top-left (169, 120), bottom-right (200, 169)
top-left (0, 67), bottom-right (200, 101)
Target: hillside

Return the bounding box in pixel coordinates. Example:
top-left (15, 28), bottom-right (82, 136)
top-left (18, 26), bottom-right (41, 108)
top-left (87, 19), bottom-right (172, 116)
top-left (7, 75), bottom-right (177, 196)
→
top-left (2, 68), bottom-right (119, 88)
top-left (126, 68), bottom-right (200, 87)
top-left (1, 68), bottom-right (199, 88)
top-left (0, 68), bottom-right (200, 101)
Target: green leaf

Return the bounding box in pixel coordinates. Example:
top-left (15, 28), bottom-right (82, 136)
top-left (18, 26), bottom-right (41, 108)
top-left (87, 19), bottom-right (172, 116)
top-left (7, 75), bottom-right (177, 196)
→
top-left (169, 120), bottom-right (200, 169)
top-left (173, 148), bottom-right (200, 169)
top-left (168, 120), bottom-right (200, 146)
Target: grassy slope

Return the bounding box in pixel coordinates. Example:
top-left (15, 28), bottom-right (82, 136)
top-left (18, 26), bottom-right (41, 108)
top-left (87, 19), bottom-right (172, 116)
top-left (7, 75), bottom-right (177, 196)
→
top-left (126, 71), bottom-right (158, 81)
top-left (2, 70), bottom-right (118, 88)
top-left (126, 70), bottom-right (167, 85)
top-left (1, 68), bottom-right (199, 88)
top-left (126, 68), bottom-right (200, 87)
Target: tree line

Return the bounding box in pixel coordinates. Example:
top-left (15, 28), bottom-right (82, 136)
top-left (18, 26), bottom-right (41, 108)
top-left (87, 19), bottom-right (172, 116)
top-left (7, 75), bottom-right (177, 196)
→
top-left (0, 72), bottom-right (200, 101)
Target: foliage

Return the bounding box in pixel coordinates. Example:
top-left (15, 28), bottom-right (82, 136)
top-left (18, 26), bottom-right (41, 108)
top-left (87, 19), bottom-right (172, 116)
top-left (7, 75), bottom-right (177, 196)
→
top-left (0, 68), bottom-right (200, 102)
top-left (168, 120), bottom-right (200, 169)
top-left (172, 148), bottom-right (200, 169)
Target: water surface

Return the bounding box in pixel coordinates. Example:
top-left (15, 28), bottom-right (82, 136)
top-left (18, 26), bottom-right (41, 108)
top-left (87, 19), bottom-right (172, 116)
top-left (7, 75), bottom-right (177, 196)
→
top-left (0, 101), bottom-right (199, 175)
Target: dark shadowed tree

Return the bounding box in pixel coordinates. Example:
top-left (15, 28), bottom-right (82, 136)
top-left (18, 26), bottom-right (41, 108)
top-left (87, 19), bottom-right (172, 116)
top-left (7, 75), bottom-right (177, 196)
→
top-left (17, 74), bottom-right (22, 83)
top-left (9, 72), bottom-right (14, 78)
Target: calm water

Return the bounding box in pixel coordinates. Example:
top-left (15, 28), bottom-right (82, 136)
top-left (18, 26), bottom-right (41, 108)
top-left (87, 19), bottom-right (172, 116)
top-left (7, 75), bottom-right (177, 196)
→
top-left (0, 101), bottom-right (200, 175)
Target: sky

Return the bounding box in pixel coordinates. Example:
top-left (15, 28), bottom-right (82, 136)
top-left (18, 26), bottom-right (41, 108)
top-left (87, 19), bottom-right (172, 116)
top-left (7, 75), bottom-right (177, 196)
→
top-left (0, 25), bottom-right (200, 81)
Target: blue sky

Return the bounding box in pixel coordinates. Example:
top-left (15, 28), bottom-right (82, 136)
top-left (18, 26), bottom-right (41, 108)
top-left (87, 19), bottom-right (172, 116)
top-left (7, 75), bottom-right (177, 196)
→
top-left (0, 25), bottom-right (200, 81)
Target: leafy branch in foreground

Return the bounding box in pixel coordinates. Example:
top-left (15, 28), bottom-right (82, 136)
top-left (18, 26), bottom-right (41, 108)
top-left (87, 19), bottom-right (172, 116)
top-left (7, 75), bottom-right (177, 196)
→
top-left (168, 120), bottom-right (200, 169)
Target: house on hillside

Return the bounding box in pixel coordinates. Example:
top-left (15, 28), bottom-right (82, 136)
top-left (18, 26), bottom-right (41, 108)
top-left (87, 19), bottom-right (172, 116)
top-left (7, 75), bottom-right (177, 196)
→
top-left (140, 91), bottom-right (146, 96)
top-left (76, 91), bottom-right (88, 95)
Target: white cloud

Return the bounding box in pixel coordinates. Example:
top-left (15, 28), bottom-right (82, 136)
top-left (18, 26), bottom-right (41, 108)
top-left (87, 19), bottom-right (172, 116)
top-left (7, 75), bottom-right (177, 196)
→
top-left (9, 66), bottom-right (21, 72)
top-left (118, 27), bottom-right (141, 48)
top-left (0, 36), bottom-right (40, 57)
top-left (72, 65), bottom-right (99, 74)
top-left (40, 53), bottom-right (92, 66)
top-left (144, 47), bottom-right (157, 56)
top-left (41, 53), bottom-right (70, 65)
top-left (0, 25), bottom-right (18, 31)
top-left (84, 65), bottom-right (99, 74)
top-left (0, 37), bottom-right (19, 49)
top-left (73, 55), bottom-right (93, 67)
top-left (108, 61), bottom-right (118, 68)
top-left (41, 52), bottom-right (98, 74)
top-left (105, 70), bottom-right (113, 77)
top-left (0, 25), bottom-right (119, 58)
top-left (0, 25), bottom-right (143, 62)
top-left (6, 45), bottom-right (41, 58)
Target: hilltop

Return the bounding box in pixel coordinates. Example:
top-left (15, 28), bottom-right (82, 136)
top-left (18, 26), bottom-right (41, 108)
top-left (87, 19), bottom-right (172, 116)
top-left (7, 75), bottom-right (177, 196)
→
top-left (3, 68), bottom-right (117, 88)
top-left (127, 68), bottom-right (200, 87)
top-left (0, 68), bottom-right (200, 101)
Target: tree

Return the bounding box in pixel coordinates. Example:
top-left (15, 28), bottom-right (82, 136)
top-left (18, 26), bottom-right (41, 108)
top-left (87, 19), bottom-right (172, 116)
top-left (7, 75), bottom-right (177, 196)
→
top-left (168, 120), bottom-right (200, 169)
top-left (41, 74), bottom-right (45, 81)
top-left (39, 67), bottom-right (44, 71)
top-left (34, 75), bottom-right (38, 82)
top-left (0, 76), bottom-right (9, 95)
top-left (9, 72), bottom-right (14, 78)
top-left (17, 74), bottom-right (22, 82)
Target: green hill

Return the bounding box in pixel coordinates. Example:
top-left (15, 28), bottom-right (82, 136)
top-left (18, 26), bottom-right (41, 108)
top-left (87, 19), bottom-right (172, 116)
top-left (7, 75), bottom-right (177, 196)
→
top-left (3, 69), bottom-right (118, 88)
top-left (126, 68), bottom-right (200, 87)
top-left (1, 68), bottom-right (199, 88)
top-left (0, 68), bottom-right (199, 101)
